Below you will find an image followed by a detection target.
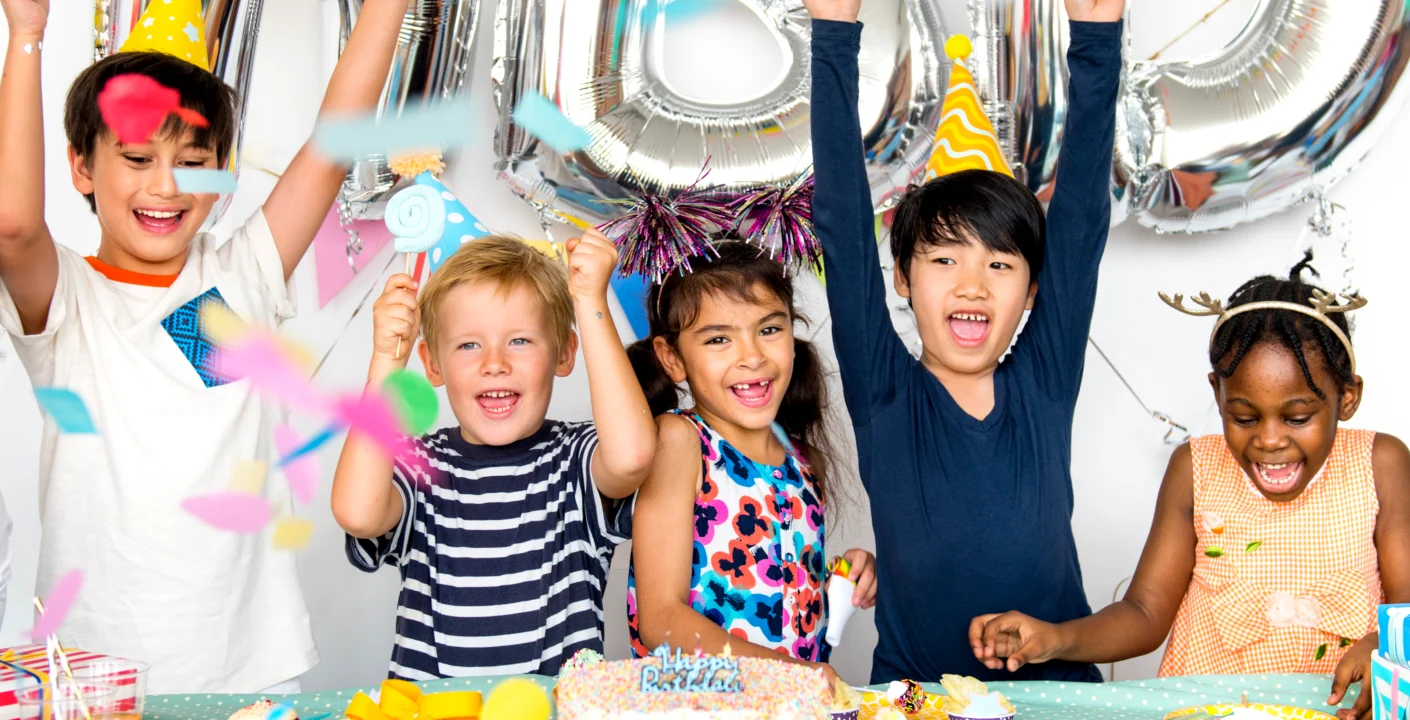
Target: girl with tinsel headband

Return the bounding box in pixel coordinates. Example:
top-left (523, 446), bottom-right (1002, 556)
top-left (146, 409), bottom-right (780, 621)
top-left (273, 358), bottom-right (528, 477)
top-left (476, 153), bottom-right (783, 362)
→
top-left (600, 167), bottom-right (873, 685)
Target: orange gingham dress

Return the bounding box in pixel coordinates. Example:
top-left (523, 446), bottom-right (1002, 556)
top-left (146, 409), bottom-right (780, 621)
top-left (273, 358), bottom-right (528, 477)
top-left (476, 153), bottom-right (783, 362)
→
top-left (1158, 429), bottom-right (1382, 676)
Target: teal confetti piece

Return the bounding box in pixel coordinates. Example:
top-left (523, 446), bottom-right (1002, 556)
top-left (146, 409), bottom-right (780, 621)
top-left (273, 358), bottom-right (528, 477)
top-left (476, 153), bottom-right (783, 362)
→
top-left (512, 94), bottom-right (592, 152)
top-left (315, 99), bottom-right (474, 162)
top-left (643, 0), bottom-right (726, 22)
top-left (173, 169), bottom-right (237, 194)
top-left (34, 387), bottom-right (97, 433)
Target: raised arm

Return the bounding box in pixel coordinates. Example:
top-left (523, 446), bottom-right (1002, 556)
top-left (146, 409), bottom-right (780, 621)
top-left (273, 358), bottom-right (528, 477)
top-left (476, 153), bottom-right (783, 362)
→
top-left (633, 414), bottom-right (838, 683)
top-left (806, 1), bottom-right (911, 424)
top-left (262, 0), bottom-right (409, 280)
top-left (0, 0), bottom-right (57, 334)
top-left (569, 229), bottom-right (656, 499)
top-left (971, 443), bottom-right (1196, 669)
top-left (330, 273), bottom-right (417, 538)
top-left (1010, 4), bottom-right (1123, 402)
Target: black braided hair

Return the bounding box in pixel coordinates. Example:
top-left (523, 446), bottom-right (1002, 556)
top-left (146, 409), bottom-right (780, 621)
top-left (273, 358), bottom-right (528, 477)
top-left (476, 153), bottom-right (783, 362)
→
top-left (1209, 251), bottom-right (1356, 400)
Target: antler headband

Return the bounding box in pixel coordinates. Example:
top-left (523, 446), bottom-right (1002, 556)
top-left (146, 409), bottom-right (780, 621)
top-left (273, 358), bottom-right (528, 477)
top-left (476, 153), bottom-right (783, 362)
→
top-left (1159, 289), bottom-right (1367, 375)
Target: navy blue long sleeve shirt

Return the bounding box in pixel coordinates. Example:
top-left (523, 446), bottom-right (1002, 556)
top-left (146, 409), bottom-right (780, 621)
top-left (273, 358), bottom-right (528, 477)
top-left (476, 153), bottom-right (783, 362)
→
top-left (810, 19), bottom-right (1123, 684)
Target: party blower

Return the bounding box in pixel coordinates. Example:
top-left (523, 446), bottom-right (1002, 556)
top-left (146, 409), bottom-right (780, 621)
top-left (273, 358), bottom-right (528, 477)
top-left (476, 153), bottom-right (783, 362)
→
top-left (826, 557), bottom-right (857, 647)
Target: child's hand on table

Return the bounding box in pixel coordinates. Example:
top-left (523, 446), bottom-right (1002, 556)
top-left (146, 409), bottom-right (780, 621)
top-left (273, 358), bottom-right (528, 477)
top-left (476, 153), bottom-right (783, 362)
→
top-left (969, 610), bottom-right (1067, 672)
top-left (372, 273), bottom-right (420, 368)
top-left (841, 548), bottom-right (878, 608)
top-left (1328, 634), bottom-right (1374, 720)
top-left (802, 0), bottom-right (859, 23)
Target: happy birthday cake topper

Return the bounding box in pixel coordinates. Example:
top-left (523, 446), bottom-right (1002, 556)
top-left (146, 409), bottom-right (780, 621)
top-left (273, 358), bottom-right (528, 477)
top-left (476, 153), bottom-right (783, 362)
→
top-left (639, 645), bottom-right (743, 694)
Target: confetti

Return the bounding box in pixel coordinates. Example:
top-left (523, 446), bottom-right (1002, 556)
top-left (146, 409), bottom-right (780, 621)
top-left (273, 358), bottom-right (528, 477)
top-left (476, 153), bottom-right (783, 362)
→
top-left (383, 370), bottom-right (439, 436)
top-left (333, 391), bottom-right (405, 456)
top-left (228, 460), bottom-right (267, 495)
top-left (27, 569), bottom-right (83, 641)
top-left (275, 424), bottom-right (329, 505)
top-left (181, 492), bottom-right (273, 533)
top-left (33, 387), bottom-right (97, 434)
top-left (643, 0), bottom-right (725, 22)
top-left (315, 99), bottom-right (474, 163)
top-left (97, 74), bottom-right (208, 145)
top-left (511, 94), bottom-right (592, 153)
top-left (272, 517), bottom-right (314, 550)
top-left (210, 333), bottom-right (329, 417)
top-left (173, 169), bottom-right (237, 194)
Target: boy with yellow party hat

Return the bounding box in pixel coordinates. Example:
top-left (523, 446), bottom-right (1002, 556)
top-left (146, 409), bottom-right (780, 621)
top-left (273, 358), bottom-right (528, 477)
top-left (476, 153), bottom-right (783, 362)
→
top-left (0, 0), bottom-right (412, 694)
top-left (806, 0), bottom-right (1124, 684)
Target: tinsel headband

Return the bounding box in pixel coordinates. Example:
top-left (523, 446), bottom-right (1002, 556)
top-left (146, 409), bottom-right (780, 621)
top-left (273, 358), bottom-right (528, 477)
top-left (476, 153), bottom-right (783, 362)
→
top-left (1159, 289), bottom-right (1366, 375)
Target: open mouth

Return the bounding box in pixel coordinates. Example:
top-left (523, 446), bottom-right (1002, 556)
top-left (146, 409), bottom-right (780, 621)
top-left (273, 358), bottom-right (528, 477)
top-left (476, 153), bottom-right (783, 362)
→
top-left (476, 389), bottom-right (520, 418)
top-left (134, 208), bottom-right (187, 235)
top-left (1252, 461), bottom-right (1304, 494)
top-left (948, 312), bottom-right (990, 348)
top-left (729, 379), bottom-right (774, 409)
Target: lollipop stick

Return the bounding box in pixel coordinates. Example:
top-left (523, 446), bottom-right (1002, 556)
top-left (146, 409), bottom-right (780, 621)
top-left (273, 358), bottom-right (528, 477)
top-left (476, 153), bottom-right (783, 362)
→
top-left (34, 599), bottom-right (91, 720)
top-left (394, 253), bottom-right (411, 359)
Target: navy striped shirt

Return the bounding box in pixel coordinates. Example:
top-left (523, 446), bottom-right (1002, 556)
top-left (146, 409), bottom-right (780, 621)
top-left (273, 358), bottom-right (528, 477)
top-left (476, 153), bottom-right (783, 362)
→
top-left (346, 421), bottom-right (629, 679)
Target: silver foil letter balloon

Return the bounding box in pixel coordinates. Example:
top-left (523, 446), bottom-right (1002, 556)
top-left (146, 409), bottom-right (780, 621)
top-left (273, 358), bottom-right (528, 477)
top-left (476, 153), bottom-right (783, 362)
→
top-left (1114, 0), bottom-right (1410, 233)
top-left (492, 0), bottom-right (949, 225)
top-left (334, 0), bottom-right (480, 223)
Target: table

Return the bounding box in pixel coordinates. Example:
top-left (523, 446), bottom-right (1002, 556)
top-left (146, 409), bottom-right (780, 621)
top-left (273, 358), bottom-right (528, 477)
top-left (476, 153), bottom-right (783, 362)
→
top-left (143, 673), bottom-right (1362, 720)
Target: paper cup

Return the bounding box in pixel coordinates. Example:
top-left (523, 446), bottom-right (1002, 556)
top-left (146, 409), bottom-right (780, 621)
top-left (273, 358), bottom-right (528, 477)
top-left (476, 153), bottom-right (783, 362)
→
top-left (826, 576), bottom-right (858, 647)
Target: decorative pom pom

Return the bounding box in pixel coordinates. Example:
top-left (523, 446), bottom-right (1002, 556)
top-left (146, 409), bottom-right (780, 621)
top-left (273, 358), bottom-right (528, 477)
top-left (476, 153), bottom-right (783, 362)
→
top-left (732, 171), bottom-right (820, 273)
top-left (388, 149), bottom-right (445, 179)
top-left (598, 164), bottom-right (735, 283)
top-left (945, 35), bottom-right (973, 61)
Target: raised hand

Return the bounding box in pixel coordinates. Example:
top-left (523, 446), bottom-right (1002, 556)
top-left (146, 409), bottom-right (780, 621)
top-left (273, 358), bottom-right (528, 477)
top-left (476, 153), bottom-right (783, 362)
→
top-left (969, 611), bottom-right (1066, 672)
top-left (371, 274), bottom-right (420, 364)
top-left (1065, 0), bottom-right (1124, 23)
top-left (0, 0), bottom-right (49, 37)
top-left (566, 228), bottom-right (619, 302)
top-left (802, 0), bottom-right (860, 23)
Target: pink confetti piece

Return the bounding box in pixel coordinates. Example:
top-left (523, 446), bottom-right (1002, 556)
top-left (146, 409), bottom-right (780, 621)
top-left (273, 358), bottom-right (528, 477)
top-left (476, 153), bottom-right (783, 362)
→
top-left (275, 425), bottom-right (320, 505)
top-left (210, 333), bottom-right (329, 417)
top-left (28, 569), bottom-right (83, 640)
top-left (97, 74), bottom-right (208, 146)
top-left (181, 492), bottom-right (273, 533)
top-left (333, 391), bottom-right (405, 457)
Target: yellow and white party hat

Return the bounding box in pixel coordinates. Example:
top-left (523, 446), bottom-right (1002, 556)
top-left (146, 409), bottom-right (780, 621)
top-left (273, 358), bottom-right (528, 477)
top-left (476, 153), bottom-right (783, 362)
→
top-left (925, 35), bottom-right (1012, 180)
top-left (120, 0), bottom-right (210, 71)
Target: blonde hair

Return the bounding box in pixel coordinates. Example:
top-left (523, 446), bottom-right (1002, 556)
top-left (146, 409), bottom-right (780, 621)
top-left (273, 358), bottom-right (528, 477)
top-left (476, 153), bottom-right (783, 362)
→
top-left (418, 235), bottom-right (574, 355)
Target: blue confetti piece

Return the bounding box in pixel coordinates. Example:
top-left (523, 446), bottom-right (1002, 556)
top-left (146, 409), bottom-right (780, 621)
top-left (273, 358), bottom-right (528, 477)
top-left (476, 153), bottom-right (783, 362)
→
top-left (643, 0), bottom-right (725, 22)
top-left (33, 387), bottom-right (97, 434)
top-left (315, 99), bottom-right (474, 162)
top-left (276, 424), bottom-right (338, 468)
top-left (173, 169), bottom-right (238, 194)
top-left (511, 94), bottom-right (592, 152)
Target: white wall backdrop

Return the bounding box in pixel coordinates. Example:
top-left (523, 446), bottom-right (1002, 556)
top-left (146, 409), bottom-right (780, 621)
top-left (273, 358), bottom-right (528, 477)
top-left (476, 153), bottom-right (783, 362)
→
top-left (1, 0), bottom-right (1404, 691)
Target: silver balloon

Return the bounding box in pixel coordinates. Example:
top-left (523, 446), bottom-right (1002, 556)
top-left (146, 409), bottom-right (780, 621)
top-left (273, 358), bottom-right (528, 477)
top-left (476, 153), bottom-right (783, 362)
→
top-left (334, 0), bottom-right (480, 224)
top-left (492, 0), bottom-right (948, 226)
top-left (1115, 0), bottom-right (1410, 233)
top-left (967, 0), bottom-right (1067, 198)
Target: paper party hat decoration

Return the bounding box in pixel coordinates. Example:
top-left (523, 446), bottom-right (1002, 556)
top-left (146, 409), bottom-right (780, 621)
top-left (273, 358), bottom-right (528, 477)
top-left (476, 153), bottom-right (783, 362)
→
top-left (417, 173), bottom-right (492, 273)
top-left (121, 0), bottom-right (211, 71)
top-left (925, 35), bottom-right (1012, 180)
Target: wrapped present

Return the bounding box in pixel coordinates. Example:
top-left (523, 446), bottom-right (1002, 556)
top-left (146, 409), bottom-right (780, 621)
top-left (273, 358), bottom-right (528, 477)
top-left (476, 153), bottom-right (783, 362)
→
top-left (1381, 604), bottom-right (1410, 666)
top-left (1372, 651), bottom-right (1410, 720)
top-left (0, 645), bottom-right (145, 720)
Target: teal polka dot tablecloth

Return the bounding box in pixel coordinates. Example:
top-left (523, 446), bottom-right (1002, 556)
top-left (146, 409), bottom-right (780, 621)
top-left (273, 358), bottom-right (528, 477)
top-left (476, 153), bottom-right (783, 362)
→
top-left (143, 673), bottom-right (1360, 720)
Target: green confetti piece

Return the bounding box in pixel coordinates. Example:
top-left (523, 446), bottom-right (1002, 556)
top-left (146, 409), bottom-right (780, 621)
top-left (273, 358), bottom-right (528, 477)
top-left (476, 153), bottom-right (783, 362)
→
top-left (1205, 547), bottom-right (1225, 558)
top-left (383, 369), bottom-right (439, 436)
top-left (1315, 643), bottom-right (1328, 660)
top-left (1245, 541), bottom-right (1262, 552)
top-left (1340, 637), bottom-right (1354, 648)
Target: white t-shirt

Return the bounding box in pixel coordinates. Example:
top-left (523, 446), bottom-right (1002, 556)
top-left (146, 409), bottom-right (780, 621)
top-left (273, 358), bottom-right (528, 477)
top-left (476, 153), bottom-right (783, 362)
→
top-left (0, 210), bottom-right (318, 694)
top-left (0, 490), bottom-right (10, 632)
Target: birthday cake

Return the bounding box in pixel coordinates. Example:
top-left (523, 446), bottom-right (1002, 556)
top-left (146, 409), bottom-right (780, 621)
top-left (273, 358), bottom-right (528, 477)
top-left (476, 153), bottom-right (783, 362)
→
top-left (554, 646), bottom-right (831, 719)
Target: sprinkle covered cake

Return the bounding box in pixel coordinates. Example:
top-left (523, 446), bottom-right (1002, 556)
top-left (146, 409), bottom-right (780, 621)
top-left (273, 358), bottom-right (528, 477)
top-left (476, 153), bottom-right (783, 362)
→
top-left (554, 646), bottom-right (831, 719)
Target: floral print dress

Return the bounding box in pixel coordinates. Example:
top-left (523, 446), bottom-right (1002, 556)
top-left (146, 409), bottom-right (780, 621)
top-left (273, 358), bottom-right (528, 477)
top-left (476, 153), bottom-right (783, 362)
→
top-left (627, 411), bottom-right (830, 661)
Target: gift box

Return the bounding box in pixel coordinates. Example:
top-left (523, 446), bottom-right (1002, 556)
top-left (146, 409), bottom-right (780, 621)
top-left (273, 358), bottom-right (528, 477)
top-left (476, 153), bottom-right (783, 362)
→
top-left (0, 645), bottom-right (146, 720)
top-left (1372, 651), bottom-right (1410, 720)
top-left (1381, 604), bottom-right (1410, 666)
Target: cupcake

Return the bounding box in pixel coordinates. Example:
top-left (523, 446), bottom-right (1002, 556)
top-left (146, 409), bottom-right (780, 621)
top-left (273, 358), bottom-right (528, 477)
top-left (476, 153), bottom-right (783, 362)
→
top-left (886, 679), bottom-right (925, 715)
top-left (940, 675), bottom-right (1015, 720)
top-left (829, 679), bottom-right (863, 720)
top-left (229, 701), bottom-right (297, 720)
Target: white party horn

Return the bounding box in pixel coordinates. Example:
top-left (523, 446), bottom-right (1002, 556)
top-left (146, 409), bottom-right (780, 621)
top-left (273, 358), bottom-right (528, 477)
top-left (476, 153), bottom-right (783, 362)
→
top-left (826, 575), bottom-right (859, 647)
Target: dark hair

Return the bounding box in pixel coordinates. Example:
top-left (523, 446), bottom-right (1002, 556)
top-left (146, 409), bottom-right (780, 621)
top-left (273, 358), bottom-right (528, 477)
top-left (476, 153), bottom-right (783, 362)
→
top-left (626, 242), bottom-right (836, 500)
top-left (890, 169), bottom-right (1045, 280)
top-left (64, 52), bottom-right (239, 213)
top-left (1210, 251), bottom-right (1356, 400)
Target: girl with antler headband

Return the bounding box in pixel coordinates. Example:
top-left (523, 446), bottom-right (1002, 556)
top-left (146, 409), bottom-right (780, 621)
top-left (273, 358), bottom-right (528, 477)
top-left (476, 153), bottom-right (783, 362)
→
top-left (602, 166), bottom-right (876, 687)
top-left (968, 253), bottom-right (1410, 720)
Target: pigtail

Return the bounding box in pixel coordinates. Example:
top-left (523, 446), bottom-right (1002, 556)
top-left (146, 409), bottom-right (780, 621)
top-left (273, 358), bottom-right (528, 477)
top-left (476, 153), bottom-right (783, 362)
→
top-left (628, 338), bottom-right (683, 417)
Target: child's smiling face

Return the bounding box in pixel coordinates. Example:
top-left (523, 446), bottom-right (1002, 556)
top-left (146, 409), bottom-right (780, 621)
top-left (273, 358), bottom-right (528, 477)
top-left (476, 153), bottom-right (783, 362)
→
top-left (69, 128), bottom-right (221, 274)
top-left (1212, 342), bottom-right (1363, 501)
